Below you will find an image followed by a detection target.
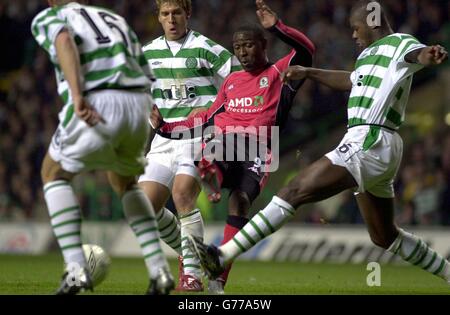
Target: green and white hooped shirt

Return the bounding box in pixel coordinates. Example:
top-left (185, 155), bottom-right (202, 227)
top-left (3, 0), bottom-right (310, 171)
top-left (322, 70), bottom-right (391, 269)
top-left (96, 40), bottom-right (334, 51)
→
top-left (347, 33), bottom-right (426, 150)
top-left (31, 3), bottom-right (153, 127)
top-left (143, 30), bottom-right (241, 123)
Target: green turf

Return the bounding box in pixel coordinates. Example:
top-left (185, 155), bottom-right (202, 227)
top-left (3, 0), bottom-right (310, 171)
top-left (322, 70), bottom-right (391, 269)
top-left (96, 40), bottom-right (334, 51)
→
top-left (0, 254), bottom-right (448, 294)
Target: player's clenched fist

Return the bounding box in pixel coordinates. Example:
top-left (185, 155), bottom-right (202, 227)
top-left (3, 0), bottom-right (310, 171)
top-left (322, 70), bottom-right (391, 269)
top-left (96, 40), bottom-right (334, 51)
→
top-left (74, 97), bottom-right (105, 127)
top-left (281, 66), bottom-right (309, 83)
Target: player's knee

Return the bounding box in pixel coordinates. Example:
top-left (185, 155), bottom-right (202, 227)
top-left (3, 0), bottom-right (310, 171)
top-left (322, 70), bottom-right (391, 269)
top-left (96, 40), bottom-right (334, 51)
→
top-left (172, 188), bottom-right (197, 210)
top-left (40, 156), bottom-right (72, 185)
top-left (280, 177), bottom-right (313, 202)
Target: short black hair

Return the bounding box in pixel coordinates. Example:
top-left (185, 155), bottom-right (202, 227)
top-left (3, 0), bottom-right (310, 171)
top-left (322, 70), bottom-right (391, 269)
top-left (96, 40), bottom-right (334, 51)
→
top-left (234, 24), bottom-right (266, 44)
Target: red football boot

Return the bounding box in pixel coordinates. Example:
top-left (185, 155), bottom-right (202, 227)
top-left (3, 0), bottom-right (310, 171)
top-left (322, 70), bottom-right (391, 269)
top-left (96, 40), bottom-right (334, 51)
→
top-left (175, 256), bottom-right (204, 292)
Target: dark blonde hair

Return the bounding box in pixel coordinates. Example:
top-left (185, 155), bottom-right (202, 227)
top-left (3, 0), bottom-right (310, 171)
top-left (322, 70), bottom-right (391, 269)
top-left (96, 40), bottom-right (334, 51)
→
top-left (156, 0), bottom-right (192, 15)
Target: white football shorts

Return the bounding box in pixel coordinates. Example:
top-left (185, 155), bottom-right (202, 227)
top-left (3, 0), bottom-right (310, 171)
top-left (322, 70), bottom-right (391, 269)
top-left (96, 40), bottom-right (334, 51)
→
top-left (138, 134), bottom-right (201, 189)
top-left (325, 125), bottom-right (403, 198)
top-left (49, 90), bottom-right (151, 177)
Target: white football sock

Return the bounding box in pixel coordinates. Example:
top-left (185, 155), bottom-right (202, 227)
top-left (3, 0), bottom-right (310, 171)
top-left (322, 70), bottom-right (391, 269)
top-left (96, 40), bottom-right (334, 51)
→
top-left (157, 207), bottom-right (182, 255)
top-left (220, 196), bottom-right (295, 263)
top-left (388, 228), bottom-right (450, 282)
top-left (122, 188), bottom-right (169, 279)
top-left (180, 208), bottom-right (204, 279)
top-left (44, 180), bottom-right (86, 269)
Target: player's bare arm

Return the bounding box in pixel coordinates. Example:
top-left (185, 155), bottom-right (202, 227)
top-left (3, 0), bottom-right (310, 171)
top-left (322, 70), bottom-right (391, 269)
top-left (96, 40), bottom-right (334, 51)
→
top-left (282, 66), bottom-right (352, 91)
top-left (55, 29), bottom-right (104, 127)
top-left (255, 0), bottom-right (278, 28)
top-left (405, 45), bottom-right (448, 66)
top-left (149, 105), bottom-right (164, 130)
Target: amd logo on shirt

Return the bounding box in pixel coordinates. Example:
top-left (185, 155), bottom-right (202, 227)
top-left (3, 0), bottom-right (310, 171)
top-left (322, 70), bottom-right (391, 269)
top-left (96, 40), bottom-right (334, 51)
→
top-left (227, 96), bottom-right (264, 111)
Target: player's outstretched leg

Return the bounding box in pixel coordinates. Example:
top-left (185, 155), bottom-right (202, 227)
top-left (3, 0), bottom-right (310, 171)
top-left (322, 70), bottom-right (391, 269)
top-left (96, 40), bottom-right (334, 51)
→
top-left (194, 157), bottom-right (355, 273)
top-left (187, 196), bottom-right (296, 279)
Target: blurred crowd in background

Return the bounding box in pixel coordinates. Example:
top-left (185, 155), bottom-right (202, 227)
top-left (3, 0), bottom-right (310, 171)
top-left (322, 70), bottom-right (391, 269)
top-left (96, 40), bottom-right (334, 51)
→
top-left (0, 0), bottom-right (449, 225)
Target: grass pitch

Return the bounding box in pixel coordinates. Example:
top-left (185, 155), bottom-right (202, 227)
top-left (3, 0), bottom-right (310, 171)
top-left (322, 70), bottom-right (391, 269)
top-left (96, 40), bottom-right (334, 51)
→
top-left (0, 254), bottom-right (448, 295)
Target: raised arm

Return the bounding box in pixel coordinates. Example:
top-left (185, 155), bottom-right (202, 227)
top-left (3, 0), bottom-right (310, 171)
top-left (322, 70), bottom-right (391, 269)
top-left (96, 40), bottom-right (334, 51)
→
top-left (256, 0), bottom-right (315, 60)
top-left (282, 66), bottom-right (352, 91)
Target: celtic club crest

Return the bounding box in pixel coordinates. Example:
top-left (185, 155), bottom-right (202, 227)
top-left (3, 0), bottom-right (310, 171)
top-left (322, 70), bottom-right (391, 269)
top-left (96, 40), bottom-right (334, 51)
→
top-left (185, 57), bottom-right (198, 69)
